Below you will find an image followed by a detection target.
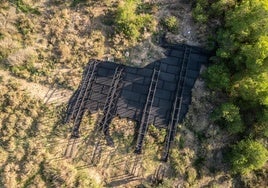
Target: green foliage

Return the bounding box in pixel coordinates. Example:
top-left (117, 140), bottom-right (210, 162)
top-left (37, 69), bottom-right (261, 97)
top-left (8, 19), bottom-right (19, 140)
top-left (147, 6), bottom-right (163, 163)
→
top-left (163, 16), bottom-right (179, 33)
top-left (10, 0), bottom-right (40, 14)
top-left (193, 156), bottom-right (205, 170)
top-left (217, 1), bottom-right (268, 71)
top-left (211, 103), bottom-right (244, 134)
top-left (225, 0), bottom-right (268, 43)
top-left (115, 0), bottom-right (156, 41)
top-left (253, 108), bottom-right (268, 137)
top-left (203, 63), bottom-right (230, 91)
top-left (136, 2), bottom-right (158, 14)
top-left (0, 33), bottom-right (4, 40)
top-left (204, 0), bottom-right (268, 143)
top-left (16, 16), bottom-right (34, 36)
top-left (240, 36), bottom-right (268, 71)
top-left (210, 0), bottom-right (236, 16)
top-left (229, 139), bottom-right (268, 174)
top-left (0, 50), bottom-right (8, 61)
top-left (192, 3), bottom-right (208, 23)
top-left (75, 170), bottom-right (101, 187)
top-left (148, 125), bottom-right (166, 144)
top-left (16, 15), bottom-right (36, 45)
top-left (231, 71), bottom-right (268, 106)
top-left (186, 167), bottom-right (197, 185)
top-left (8, 51), bottom-right (44, 81)
top-left (71, 0), bottom-right (87, 7)
top-left (178, 136), bottom-right (184, 149)
top-left (193, 0), bottom-right (236, 23)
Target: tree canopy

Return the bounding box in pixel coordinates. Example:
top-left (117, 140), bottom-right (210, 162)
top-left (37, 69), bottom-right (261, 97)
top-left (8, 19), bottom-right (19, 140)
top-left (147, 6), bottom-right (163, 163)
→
top-left (211, 102), bottom-right (244, 134)
top-left (230, 139), bottom-right (268, 174)
top-left (205, 0), bottom-right (268, 130)
top-left (201, 0), bottom-right (268, 175)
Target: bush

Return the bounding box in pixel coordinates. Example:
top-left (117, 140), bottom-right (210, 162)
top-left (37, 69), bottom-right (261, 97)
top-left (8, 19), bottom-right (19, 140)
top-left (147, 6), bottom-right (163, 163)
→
top-left (229, 139), bottom-right (268, 174)
top-left (12, 0), bottom-right (40, 14)
top-left (148, 125), bottom-right (166, 144)
top-left (71, 0), bottom-right (87, 7)
top-left (211, 102), bottom-right (245, 134)
top-left (163, 16), bottom-right (179, 33)
top-left (186, 167), bottom-right (197, 184)
top-left (41, 161), bottom-right (78, 187)
top-left (192, 3), bottom-right (208, 23)
top-left (75, 170), bottom-right (101, 187)
top-left (16, 15), bottom-right (35, 45)
top-left (115, 0), bottom-right (156, 42)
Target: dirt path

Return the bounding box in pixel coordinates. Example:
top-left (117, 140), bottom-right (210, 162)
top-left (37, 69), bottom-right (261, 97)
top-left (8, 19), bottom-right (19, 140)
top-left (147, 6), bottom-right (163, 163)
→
top-left (0, 69), bottom-right (73, 105)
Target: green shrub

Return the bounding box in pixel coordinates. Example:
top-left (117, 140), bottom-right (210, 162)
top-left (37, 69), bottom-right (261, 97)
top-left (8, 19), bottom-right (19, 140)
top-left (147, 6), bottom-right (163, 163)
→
top-left (148, 125), bottom-right (166, 143)
top-left (194, 156), bottom-right (205, 170)
top-left (10, 59), bottom-right (41, 81)
top-left (163, 16), bottom-right (179, 33)
top-left (136, 2), bottom-right (158, 14)
top-left (115, 0), bottom-right (156, 41)
top-left (16, 16), bottom-right (34, 36)
top-left (186, 167), bottom-right (197, 185)
top-left (11, 0), bottom-right (40, 14)
top-left (40, 161), bottom-right (99, 188)
top-left (192, 3), bottom-right (208, 23)
top-left (0, 32), bottom-right (4, 40)
top-left (211, 102), bottom-right (245, 134)
top-left (71, 0), bottom-right (87, 7)
top-left (75, 170), bottom-right (101, 188)
top-left (16, 15), bottom-right (35, 45)
top-left (229, 139), bottom-right (268, 174)
top-left (0, 50), bottom-right (9, 61)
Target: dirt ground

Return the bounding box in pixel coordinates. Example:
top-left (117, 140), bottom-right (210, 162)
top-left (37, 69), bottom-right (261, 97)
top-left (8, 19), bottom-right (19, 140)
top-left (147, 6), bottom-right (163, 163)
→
top-left (0, 69), bottom-right (72, 105)
top-left (177, 68), bottom-right (234, 187)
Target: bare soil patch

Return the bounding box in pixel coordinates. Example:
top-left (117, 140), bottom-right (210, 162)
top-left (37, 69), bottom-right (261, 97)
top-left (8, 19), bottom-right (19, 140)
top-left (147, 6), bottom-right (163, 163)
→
top-left (0, 69), bottom-right (72, 105)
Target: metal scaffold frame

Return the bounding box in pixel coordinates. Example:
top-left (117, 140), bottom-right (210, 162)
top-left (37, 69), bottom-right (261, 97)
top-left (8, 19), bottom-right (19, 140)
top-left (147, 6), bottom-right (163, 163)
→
top-left (134, 62), bottom-right (161, 154)
top-left (68, 61), bottom-right (98, 138)
top-left (98, 65), bottom-right (125, 146)
top-left (63, 44), bottom-right (207, 163)
top-left (162, 47), bottom-right (191, 161)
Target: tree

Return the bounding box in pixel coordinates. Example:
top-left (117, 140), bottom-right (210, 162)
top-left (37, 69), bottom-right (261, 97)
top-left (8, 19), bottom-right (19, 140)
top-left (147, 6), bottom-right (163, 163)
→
top-left (203, 63), bottom-right (230, 91)
top-left (253, 108), bottom-right (268, 137)
top-left (229, 139), bottom-right (268, 174)
top-left (206, 0), bottom-right (268, 132)
top-left (192, 2), bottom-right (208, 23)
top-left (211, 102), bottom-right (244, 134)
top-left (231, 71), bottom-right (268, 107)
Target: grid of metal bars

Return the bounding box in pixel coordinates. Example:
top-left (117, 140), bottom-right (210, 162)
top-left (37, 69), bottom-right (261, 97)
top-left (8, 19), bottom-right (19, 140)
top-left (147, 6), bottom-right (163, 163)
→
top-left (64, 44), bottom-right (205, 162)
top-left (65, 60), bottom-right (98, 138)
top-left (97, 66), bottom-right (125, 146)
top-left (134, 63), bottom-right (161, 154)
top-left (162, 47), bottom-right (191, 161)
